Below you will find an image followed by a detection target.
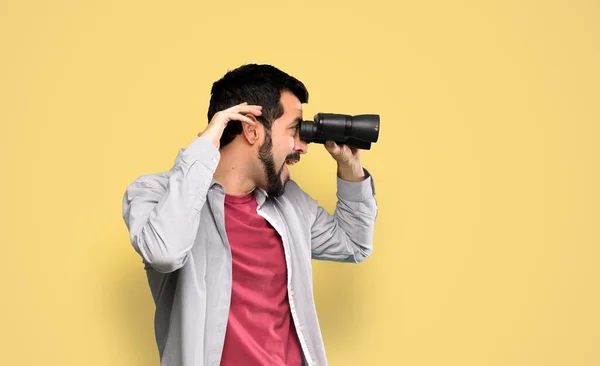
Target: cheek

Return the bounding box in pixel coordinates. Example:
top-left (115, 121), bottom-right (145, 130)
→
top-left (274, 135), bottom-right (294, 156)
top-left (286, 135), bottom-right (295, 150)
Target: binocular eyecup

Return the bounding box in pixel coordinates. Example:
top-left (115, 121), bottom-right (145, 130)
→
top-left (299, 113), bottom-right (380, 150)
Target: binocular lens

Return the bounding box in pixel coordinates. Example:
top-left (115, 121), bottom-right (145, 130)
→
top-left (299, 113), bottom-right (380, 150)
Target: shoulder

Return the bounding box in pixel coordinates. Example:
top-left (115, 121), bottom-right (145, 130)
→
top-left (276, 179), bottom-right (318, 214)
top-left (132, 171), bottom-right (170, 186)
top-left (281, 179), bottom-right (308, 201)
top-left (123, 171), bottom-right (171, 199)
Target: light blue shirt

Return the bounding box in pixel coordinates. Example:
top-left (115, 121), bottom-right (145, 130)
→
top-left (121, 136), bottom-right (378, 365)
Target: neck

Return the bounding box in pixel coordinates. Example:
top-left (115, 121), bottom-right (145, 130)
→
top-left (213, 142), bottom-right (257, 196)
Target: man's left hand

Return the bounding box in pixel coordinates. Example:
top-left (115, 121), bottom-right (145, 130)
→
top-left (324, 140), bottom-right (366, 182)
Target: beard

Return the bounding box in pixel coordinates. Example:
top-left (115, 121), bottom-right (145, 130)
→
top-left (258, 132), bottom-right (300, 197)
top-left (258, 132), bottom-right (285, 197)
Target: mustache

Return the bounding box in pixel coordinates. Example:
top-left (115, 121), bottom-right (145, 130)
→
top-left (285, 152), bottom-right (301, 162)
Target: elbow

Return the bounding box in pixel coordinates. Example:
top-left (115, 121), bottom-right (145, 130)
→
top-left (350, 226), bottom-right (376, 263)
top-left (132, 233), bottom-right (188, 274)
top-left (352, 246), bottom-right (374, 263)
top-left (143, 252), bottom-right (186, 273)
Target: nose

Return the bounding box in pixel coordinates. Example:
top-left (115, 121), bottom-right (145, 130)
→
top-left (294, 131), bottom-right (308, 154)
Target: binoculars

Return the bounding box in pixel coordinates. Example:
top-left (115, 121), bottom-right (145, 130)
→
top-left (299, 113), bottom-right (380, 150)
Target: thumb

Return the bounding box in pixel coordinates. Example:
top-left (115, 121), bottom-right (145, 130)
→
top-left (325, 140), bottom-right (340, 155)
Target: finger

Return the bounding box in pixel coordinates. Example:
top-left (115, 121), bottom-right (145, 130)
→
top-left (230, 106), bottom-right (263, 118)
top-left (225, 102), bottom-right (262, 112)
top-left (225, 102), bottom-right (249, 112)
top-left (324, 140), bottom-right (339, 154)
top-left (227, 103), bottom-right (262, 113)
top-left (246, 106), bottom-right (263, 115)
top-left (226, 112), bottom-right (256, 126)
top-left (240, 105), bottom-right (263, 115)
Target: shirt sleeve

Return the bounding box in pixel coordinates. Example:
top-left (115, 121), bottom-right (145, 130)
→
top-left (307, 169), bottom-right (378, 263)
top-left (121, 137), bottom-right (220, 273)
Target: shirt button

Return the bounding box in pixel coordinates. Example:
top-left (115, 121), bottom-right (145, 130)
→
top-left (289, 290), bottom-right (294, 296)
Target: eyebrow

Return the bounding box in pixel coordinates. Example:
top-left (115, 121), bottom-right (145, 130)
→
top-left (291, 116), bottom-right (302, 125)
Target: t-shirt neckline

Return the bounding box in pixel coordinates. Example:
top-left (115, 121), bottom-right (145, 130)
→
top-left (224, 191), bottom-right (256, 204)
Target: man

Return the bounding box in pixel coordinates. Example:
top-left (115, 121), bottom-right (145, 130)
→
top-left (121, 64), bottom-right (378, 366)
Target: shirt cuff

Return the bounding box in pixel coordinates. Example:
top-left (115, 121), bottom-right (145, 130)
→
top-left (176, 136), bottom-right (221, 172)
top-left (336, 168), bottom-right (376, 201)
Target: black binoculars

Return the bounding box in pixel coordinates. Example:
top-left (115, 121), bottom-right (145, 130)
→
top-left (299, 113), bottom-right (380, 150)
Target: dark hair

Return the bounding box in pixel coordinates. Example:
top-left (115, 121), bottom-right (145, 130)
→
top-left (207, 64), bottom-right (309, 148)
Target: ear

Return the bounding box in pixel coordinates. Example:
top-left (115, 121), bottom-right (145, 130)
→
top-left (241, 113), bottom-right (262, 145)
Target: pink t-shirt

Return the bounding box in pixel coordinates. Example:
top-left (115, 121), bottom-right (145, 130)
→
top-left (219, 192), bottom-right (302, 366)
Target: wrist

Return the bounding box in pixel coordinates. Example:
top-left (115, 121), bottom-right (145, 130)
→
top-left (198, 130), bottom-right (221, 149)
top-left (337, 160), bottom-right (365, 182)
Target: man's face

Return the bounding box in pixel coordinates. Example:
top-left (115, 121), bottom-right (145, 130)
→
top-left (257, 90), bottom-right (308, 197)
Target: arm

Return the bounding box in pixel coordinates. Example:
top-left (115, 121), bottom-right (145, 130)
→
top-left (121, 137), bottom-right (219, 273)
top-left (308, 168), bottom-right (378, 263)
top-left (121, 102), bottom-right (262, 273)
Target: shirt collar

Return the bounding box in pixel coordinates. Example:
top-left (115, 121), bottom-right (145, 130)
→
top-left (253, 186), bottom-right (268, 208)
top-left (175, 147), bottom-right (270, 208)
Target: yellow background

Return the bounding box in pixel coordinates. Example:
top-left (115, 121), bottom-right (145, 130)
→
top-left (1, 0), bottom-right (599, 365)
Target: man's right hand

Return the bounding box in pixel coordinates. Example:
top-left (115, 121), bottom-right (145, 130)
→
top-left (198, 102), bottom-right (262, 149)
